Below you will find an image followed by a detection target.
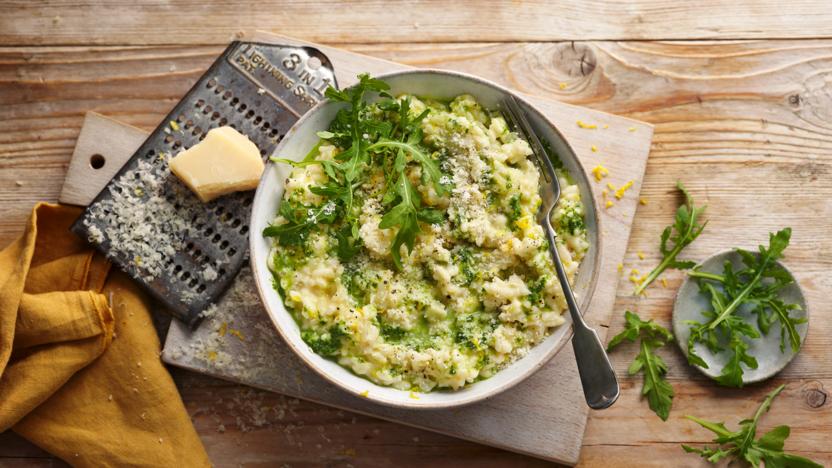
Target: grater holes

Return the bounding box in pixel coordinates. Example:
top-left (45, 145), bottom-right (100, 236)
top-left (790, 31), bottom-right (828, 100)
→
top-left (214, 84), bottom-right (225, 95)
top-left (240, 225), bottom-right (249, 235)
top-left (261, 121), bottom-right (270, 132)
top-left (227, 247), bottom-right (237, 257)
top-left (245, 110), bottom-right (255, 119)
top-left (172, 140), bottom-right (182, 151)
top-left (253, 115), bottom-right (263, 125)
top-left (222, 90), bottom-right (232, 101)
top-left (195, 99), bottom-right (205, 108)
top-left (259, 149), bottom-right (267, 157)
top-left (231, 218), bottom-right (241, 228)
top-left (230, 97), bottom-right (239, 106)
top-left (196, 284), bottom-right (206, 293)
top-left (176, 114), bottom-right (186, 123)
top-left (164, 135), bottom-right (174, 144)
top-left (219, 117), bottom-right (228, 126)
top-left (145, 149), bottom-right (156, 159)
top-left (238, 103), bottom-right (247, 112)
top-left (269, 129), bottom-right (280, 138)
top-left (184, 119), bottom-right (194, 130)
top-left (173, 264), bottom-right (182, 273)
top-left (206, 78), bottom-right (217, 89)
top-left (219, 240), bottom-right (229, 250)
top-left (192, 126), bottom-right (203, 136)
top-left (211, 111), bottom-right (220, 121)
top-left (181, 271), bottom-right (191, 281)
top-left (211, 234), bottom-right (221, 243)
top-left (218, 268), bottom-right (227, 278)
top-left (205, 227), bottom-right (214, 236)
top-left (202, 104), bottom-right (213, 115)
top-left (242, 197), bottom-right (252, 207)
top-left (188, 278), bottom-right (198, 288)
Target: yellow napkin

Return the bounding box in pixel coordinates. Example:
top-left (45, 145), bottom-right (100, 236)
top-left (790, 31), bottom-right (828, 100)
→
top-left (0, 203), bottom-right (210, 467)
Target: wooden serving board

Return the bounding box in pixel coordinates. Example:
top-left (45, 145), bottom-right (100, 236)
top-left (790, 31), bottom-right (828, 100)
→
top-left (59, 33), bottom-right (653, 466)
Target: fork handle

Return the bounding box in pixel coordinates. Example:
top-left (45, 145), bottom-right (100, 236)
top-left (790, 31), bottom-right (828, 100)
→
top-left (542, 220), bottom-right (620, 410)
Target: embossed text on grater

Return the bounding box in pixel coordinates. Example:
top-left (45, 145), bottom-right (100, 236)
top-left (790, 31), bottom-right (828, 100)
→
top-left (70, 42), bottom-right (337, 325)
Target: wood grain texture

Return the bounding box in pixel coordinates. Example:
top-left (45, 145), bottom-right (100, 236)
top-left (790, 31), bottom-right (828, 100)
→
top-left (2, 35), bottom-right (832, 467)
top-left (58, 112), bottom-right (146, 205)
top-left (4, 1), bottom-right (832, 45)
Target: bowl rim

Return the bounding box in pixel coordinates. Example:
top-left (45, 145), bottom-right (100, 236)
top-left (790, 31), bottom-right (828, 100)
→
top-left (249, 67), bottom-right (602, 408)
top-left (671, 248), bottom-right (810, 384)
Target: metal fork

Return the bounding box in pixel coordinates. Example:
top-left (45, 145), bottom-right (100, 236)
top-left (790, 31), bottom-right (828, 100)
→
top-left (502, 95), bottom-right (619, 410)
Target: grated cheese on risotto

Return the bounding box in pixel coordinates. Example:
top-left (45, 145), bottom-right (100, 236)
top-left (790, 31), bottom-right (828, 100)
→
top-left (267, 94), bottom-right (589, 392)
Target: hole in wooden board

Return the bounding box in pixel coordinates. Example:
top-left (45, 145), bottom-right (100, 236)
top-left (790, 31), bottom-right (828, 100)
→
top-left (90, 154), bottom-right (106, 169)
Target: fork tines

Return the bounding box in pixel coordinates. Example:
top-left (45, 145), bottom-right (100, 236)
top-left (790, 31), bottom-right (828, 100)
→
top-left (501, 96), bottom-right (556, 184)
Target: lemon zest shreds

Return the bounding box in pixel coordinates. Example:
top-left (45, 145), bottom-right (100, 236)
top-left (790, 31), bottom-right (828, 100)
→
top-left (577, 120), bottom-right (598, 129)
top-left (640, 197), bottom-right (648, 206)
top-left (615, 180), bottom-right (634, 199)
top-left (559, 82), bottom-right (568, 89)
top-left (661, 278), bottom-right (668, 288)
top-left (591, 164), bottom-right (609, 182)
top-left (638, 251), bottom-right (646, 260)
top-left (591, 145), bottom-right (598, 152)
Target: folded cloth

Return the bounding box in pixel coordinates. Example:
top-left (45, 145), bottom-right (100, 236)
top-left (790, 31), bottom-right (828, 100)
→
top-left (0, 203), bottom-right (210, 467)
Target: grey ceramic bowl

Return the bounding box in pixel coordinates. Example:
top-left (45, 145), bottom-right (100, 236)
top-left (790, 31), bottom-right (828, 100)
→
top-left (672, 249), bottom-right (809, 384)
top-left (250, 69), bottom-right (601, 408)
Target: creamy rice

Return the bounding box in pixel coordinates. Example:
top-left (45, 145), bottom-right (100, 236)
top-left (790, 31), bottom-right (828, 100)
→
top-left (268, 94), bottom-right (588, 392)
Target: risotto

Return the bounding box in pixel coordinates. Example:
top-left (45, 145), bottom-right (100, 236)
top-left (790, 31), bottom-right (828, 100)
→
top-left (266, 88), bottom-right (588, 392)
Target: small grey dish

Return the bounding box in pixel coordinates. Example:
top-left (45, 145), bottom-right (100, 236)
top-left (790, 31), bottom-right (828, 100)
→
top-left (672, 249), bottom-right (809, 384)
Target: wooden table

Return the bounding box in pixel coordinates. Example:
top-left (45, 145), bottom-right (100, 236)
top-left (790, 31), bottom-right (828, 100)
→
top-left (2, 2), bottom-right (831, 466)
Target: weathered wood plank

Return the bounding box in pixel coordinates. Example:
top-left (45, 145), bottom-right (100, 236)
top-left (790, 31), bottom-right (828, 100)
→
top-left (176, 373), bottom-right (556, 468)
top-left (3, 1), bottom-right (832, 45)
top-left (2, 38), bottom-right (832, 466)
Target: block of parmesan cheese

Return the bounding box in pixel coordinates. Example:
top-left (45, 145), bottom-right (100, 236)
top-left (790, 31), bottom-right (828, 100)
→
top-left (169, 126), bottom-right (265, 203)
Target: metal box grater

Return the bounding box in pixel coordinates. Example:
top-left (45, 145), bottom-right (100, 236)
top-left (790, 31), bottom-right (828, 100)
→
top-left (71, 42), bottom-right (337, 325)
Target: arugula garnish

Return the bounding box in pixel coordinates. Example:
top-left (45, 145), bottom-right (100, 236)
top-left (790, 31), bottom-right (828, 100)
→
top-left (607, 311), bottom-right (675, 420)
top-left (686, 228), bottom-right (803, 387)
top-left (634, 181), bottom-right (707, 295)
top-left (262, 199), bottom-right (339, 246)
top-left (266, 74), bottom-right (447, 269)
top-left (379, 171), bottom-right (433, 269)
top-left (682, 384), bottom-right (822, 467)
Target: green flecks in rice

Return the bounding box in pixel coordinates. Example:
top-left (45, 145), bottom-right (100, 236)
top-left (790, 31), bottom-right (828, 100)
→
top-left (268, 94), bottom-right (589, 392)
